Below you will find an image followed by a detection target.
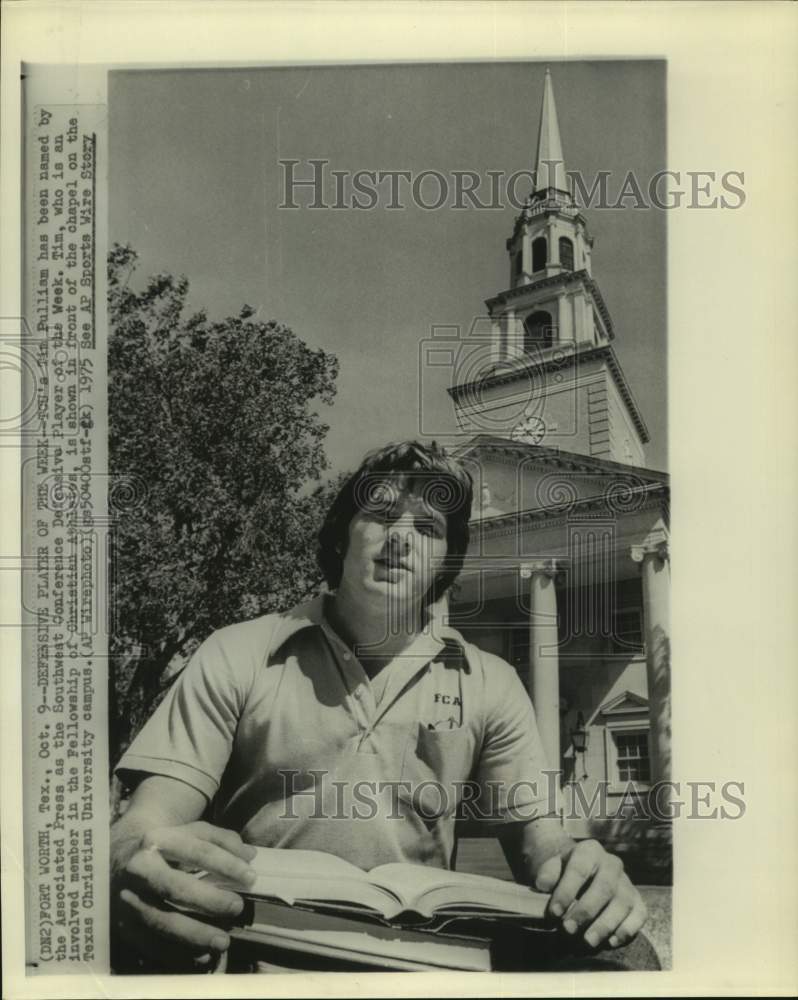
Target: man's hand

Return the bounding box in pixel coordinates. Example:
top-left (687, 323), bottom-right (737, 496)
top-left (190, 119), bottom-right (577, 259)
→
top-left (112, 819), bottom-right (257, 972)
top-left (534, 839), bottom-right (646, 950)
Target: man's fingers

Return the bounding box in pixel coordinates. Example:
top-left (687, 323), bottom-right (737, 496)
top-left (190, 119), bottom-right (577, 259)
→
top-left (126, 850), bottom-right (246, 918)
top-left (561, 855), bottom-right (625, 932)
top-left (142, 828), bottom-right (256, 885)
top-left (120, 887), bottom-right (232, 953)
top-left (548, 841), bottom-right (601, 917)
top-left (534, 854), bottom-right (563, 893)
top-left (608, 897), bottom-right (647, 948)
top-left (185, 822), bottom-right (258, 863)
top-left (111, 820), bottom-right (257, 971)
top-left (582, 895), bottom-right (633, 949)
top-left (543, 839), bottom-right (646, 948)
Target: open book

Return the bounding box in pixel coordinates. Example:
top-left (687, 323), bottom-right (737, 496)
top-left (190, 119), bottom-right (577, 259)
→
top-left (211, 846), bottom-right (550, 928)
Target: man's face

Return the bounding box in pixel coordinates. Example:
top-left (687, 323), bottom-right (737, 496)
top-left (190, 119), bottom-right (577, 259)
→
top-left (339, 488), bottom-right (449, 610)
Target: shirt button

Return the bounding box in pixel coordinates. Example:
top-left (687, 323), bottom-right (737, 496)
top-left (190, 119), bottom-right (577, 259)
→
top-left (343, 652), bottom-right (351, 661)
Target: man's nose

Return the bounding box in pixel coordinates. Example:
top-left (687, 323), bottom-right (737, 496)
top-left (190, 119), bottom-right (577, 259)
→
top-left (387, 515), bottom-right (414, 549)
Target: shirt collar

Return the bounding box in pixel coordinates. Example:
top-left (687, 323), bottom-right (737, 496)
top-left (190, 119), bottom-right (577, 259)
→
top-left (271, 593), bottom-right (471, 670)
top-left (269, 594), bottom-right (327, 652)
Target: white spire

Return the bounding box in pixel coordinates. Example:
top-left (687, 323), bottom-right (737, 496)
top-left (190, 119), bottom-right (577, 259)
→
top-left (534, 68), bottom-right (569, 195)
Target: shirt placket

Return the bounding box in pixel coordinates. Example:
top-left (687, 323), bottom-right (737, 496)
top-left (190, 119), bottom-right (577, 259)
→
top-left (368, 658), bottom-right (432, 731)
top-left (319, 625), bottom-right (377, 743)
top-left (368, 634), bottom-right (450, 725)
top-left (363, 629), bottom-right (447, 736)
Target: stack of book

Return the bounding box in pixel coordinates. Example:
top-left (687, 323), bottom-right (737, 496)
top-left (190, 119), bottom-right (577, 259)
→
top-left (204, 846), bottom-right (557, 972)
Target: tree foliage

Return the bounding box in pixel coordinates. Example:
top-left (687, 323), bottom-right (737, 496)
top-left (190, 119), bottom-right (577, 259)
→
top-left (108, 244), bottom-right (340, 761)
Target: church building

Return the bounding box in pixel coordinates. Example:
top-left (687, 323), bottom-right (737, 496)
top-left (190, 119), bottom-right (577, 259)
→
top-left (447, 70), bottom-right (671, 876)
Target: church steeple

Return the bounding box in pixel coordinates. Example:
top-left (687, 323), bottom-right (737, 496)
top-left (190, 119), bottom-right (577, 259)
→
top-left (501, 69), bottom-right (593, 293)
top-left (533, 68), bottom-right (569, 198)
top-left (447, 67), bottom-right (650, 467)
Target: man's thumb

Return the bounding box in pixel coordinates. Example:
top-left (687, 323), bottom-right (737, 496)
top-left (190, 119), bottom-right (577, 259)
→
top-left (535, 853), bottom-right (563, 892)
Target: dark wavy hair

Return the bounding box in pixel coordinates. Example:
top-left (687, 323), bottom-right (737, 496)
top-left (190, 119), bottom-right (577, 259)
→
top-left (317, 440), bottom-right (473, 604)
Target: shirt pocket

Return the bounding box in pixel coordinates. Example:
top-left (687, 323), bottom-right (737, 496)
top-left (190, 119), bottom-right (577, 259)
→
top-left (402, 723), bottom-right (474, 819)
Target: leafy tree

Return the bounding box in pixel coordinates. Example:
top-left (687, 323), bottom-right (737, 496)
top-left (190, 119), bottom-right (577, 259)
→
top-left (108, 244), bottom-right (340, 765)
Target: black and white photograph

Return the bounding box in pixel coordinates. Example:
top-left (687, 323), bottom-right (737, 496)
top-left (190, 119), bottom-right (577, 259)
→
top-left (103, 56), bottom-right (672, 969)
top-left (105, 58), bottom-right (670, 975)
top-left (3, 2), bottom-right (798, 997)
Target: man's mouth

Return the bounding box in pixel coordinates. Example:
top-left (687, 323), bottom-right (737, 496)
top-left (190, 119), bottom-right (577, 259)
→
top-left (375, 557), bottom-right (410, 573)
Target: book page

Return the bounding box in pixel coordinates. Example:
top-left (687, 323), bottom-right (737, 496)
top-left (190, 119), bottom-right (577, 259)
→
top-left (248, 846), bottom-right (368, 882)
top-left (243, 874), bottom-right (401, 918)
top-left (229, 847), bottom-right (403, 918)
top-left (369, 863), bottom-right (549, 919)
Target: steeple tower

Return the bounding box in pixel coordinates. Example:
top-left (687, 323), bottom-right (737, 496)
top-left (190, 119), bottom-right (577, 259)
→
top-left (502, 69), bottom-right (594, 294)
top-left (448, 68), bottom-right (649, 466)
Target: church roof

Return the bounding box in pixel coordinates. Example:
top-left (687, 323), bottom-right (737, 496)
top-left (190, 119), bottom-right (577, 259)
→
top-left (598, 690), bottom-right (650, 716)
top-left (453, 435), bottom-right (669, 531)
top-left (534, 68), bottom-right (569, 195)
top-left (456, 434), bottom-right (669, 483)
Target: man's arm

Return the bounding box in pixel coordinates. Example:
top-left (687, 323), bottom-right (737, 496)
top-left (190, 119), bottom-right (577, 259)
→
top-left (111, 774), bottom-right (256, 971)
top-left (498, 817), bottom-right (647, 950)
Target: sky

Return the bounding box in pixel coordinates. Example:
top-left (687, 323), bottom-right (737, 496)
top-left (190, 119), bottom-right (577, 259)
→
top-left (109, 60), bottom-right (667, 475)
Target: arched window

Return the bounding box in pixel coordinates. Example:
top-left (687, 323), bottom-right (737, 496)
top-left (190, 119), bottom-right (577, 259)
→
top-left (523, 310), bottom-right (554, 352)
top-left (559, 236), bottom-right (574, 271)
top-left (532, 236), bottom-right (547, 272)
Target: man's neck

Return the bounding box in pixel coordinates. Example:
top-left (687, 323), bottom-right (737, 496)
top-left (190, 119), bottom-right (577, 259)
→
top-left (326, 588), bottom-right (428, 674)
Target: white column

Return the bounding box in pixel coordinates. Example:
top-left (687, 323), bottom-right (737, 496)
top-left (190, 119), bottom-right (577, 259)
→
top-left (631, 528), bottom-right (671, 784)
top-left (505, 308), bottom-right (522, 359)
top-left (572, 292), bottom-right (585, 344)
top-left (584, 298), bottom-right (594, 344)
top-left (557, 292), bottom-right (573, 345)
top-left (491, 316), bottom-right (503, 362)
top-left (547, 219), bottom-right (558, 265)
top-left (520, 560), bottom-right (561, 772)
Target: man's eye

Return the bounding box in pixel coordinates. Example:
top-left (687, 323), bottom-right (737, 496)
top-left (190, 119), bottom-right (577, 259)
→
top-left (415, 518), bottom-right (443, 537)
top-left (364, 507), bottom-right (393, 524)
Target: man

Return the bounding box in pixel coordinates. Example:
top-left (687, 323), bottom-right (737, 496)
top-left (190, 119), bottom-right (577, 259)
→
top-left (111, 440), bottom-right (647, 971)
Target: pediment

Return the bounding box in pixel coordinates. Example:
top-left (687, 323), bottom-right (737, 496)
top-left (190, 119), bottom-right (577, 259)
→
top-left (598, 690), bottom-right (650, 717)
top-left (458, 435), bottom-right (667, 521)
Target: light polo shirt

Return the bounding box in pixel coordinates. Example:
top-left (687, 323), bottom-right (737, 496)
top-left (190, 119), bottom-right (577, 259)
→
top-left (116, 596), bottom-right (553, 871)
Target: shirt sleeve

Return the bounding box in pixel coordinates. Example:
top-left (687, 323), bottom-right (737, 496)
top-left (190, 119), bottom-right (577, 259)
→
top-left (114, 621), bottom-right (263, 801)
top-left (473, 651), bottom-right (556, 822)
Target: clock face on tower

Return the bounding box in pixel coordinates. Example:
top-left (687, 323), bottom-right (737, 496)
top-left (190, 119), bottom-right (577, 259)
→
top-left (511, 415), bottom-right (546, 444)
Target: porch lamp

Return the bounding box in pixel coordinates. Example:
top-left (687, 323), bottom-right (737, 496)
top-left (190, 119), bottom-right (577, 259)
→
top-left (571, 711), bottom-right (588, 754)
